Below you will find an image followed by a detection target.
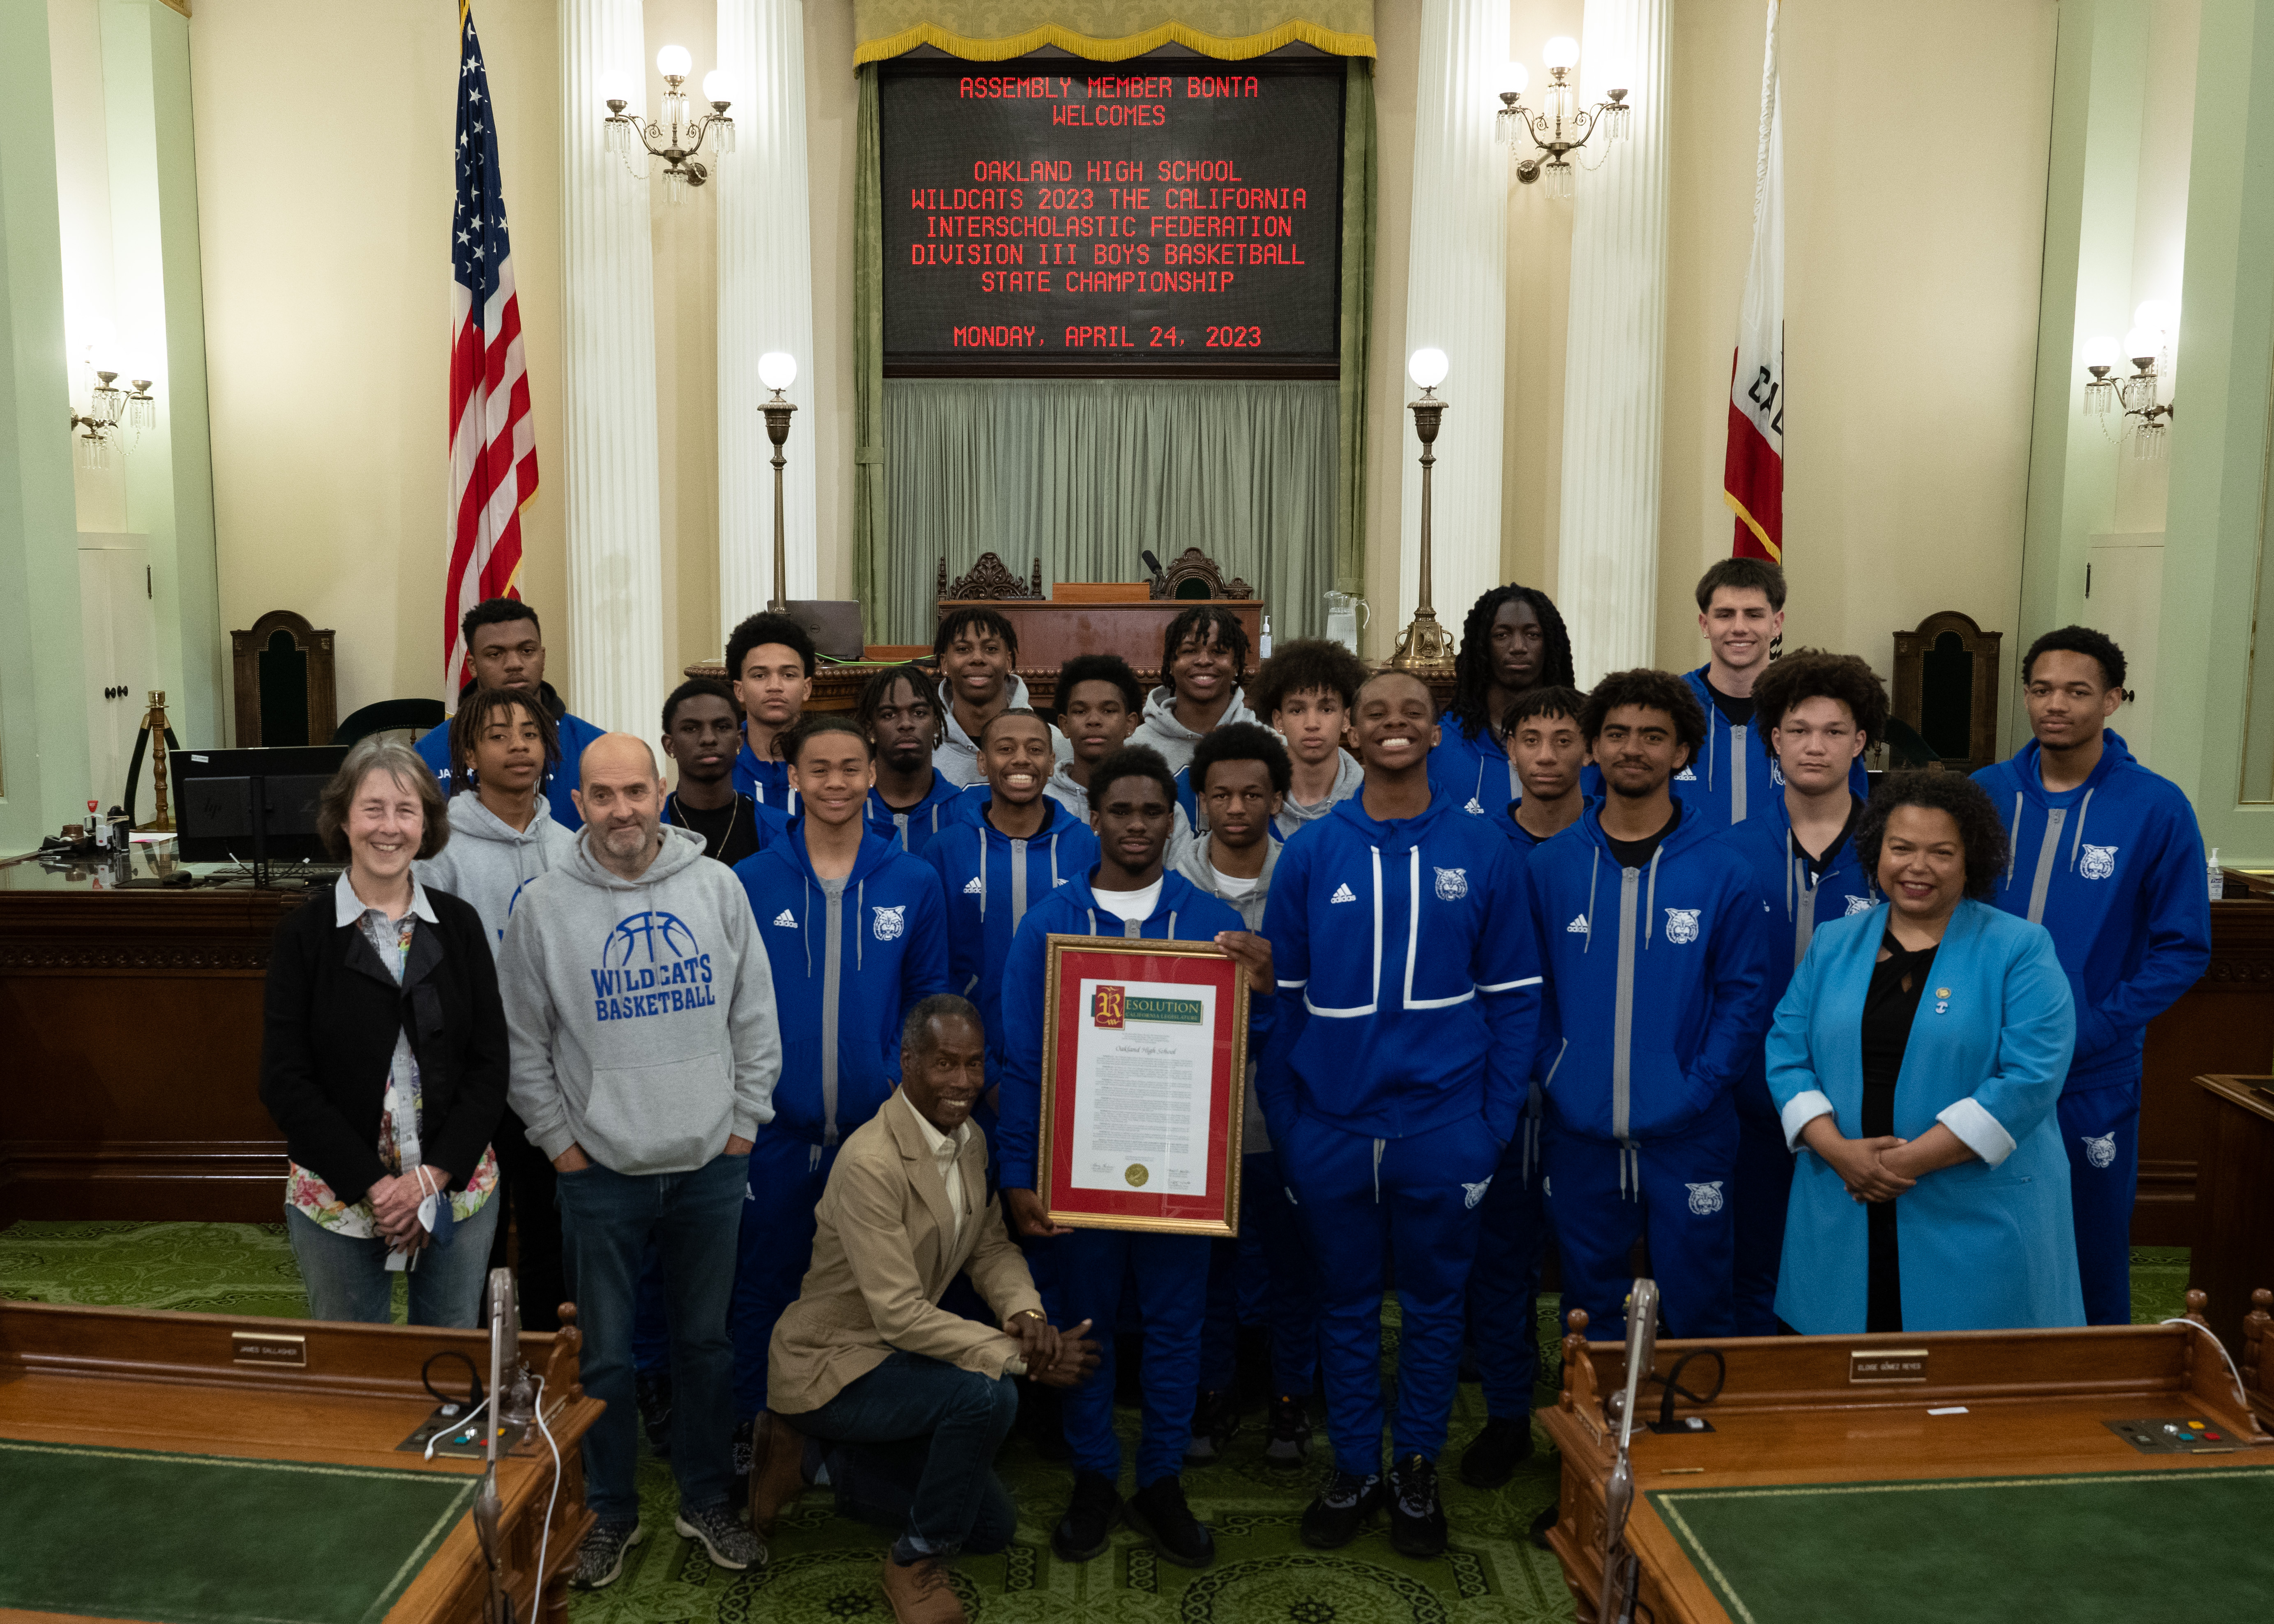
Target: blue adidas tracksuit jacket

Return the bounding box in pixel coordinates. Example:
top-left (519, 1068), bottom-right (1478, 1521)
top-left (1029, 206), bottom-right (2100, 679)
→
top-left (1428, 717), bottom-right (1523, 814)
top-left (1717, 793), bottom-right (1874, 1334)
top-left (1662, 665), bottom-right (1870, 828)
top-left (726, 824), bottom-right (950, 1415)
top-left (998, 868), bottom-right (1267, 1484)
top-left (1259, 792), bottom-right (1541, 1473)
top-left (922, 795), bottom-right (1100, 1083)
top-left (732, 739), bottom-right (800, 815)
top-left (413, 683), bottom-right (606, 831)
top-left (1527, 797), bottom-right (1773, 1339)
top-left (1972, 730), bottom-right (2210, 1324)
top-left (865, 767), bottom-right (967, 856)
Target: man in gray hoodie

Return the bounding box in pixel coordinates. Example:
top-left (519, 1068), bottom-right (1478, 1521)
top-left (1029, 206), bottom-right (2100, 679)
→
top-left (1130, 604), bottom-right (1259, 776)
top-left (501, 734), bottom-right (782, 1589)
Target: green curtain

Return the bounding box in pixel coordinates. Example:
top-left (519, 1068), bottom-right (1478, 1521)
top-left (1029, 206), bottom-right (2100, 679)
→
top-left (851, 65), bottom-right (888, 635)
top-left (1335, 55), bottom-right (1374, 597)
top-left (883, 379), bottom-right (1338, 645)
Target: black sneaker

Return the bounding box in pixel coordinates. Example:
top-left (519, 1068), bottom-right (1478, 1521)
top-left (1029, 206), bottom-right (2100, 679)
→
top-left (1300, 1469), bottom-right (1384, 1548)
top-left (634, 1370), bottom-right (674, 1457)
top-left (1458, 1414), bottom-right (1535, 1488)
top-left (1387, 1454), bottom-right (1448, 1558)
top-left (675, 1500), bottom-right (765, 1570)
top-left (1264, 1394), bottom-right (1312, 1463)
top-left (1051, 1470), bottom-right (1122, 1563)
top-left (1124, 1474), bottom-right (1215, 1568)
top-left (1183, 1390), bottom-right (1241, 1464)
top-left (571, 1519), bottom-right (645, 1590)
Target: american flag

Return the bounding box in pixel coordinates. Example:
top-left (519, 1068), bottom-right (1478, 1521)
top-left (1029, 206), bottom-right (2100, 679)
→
top-left (445, 0), bottom-right (537, 691)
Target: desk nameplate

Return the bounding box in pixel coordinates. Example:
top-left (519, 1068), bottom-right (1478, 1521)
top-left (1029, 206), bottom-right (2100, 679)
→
top-left (1848, 1348), bottom-right (1930, 1384)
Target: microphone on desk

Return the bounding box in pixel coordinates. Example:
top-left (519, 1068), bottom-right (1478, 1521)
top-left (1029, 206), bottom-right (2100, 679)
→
top-left (1141, 550), bottom-right (1166, 590)
top-left (1600, 1278), bottom-right (1659, 1624)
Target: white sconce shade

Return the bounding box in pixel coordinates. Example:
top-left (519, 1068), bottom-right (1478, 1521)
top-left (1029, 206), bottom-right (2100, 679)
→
top-left (2133, 299), bottom-right (2177, 338)
top-left (1500, 59), bottom-right (1530, 96)
top-left (600, 67), bottom-right (635, 106)
top-left (1408, 347), bottom-right (1450, 390)
top-left (2081, 334), bottom-right (2120, 370)
top-left (656, 44), bottom-right (692, 79)
top-left (2123, 327), bottom-right (2159, 363)
top-left (701, 69), bottom-right (734, 104)
top-left (1542, 35), bottom-right (1580, 70)
top-left (758, 351), bottom-right (798, 392)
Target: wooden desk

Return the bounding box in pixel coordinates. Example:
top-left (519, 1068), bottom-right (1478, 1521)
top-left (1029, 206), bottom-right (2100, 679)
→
top-left (0, 1297), bottom-right (602, 1624)
top-left (2187, 1074), bottom-right (2274, 1366)
top-left (1541, 1295), bottom-right (2273, 1624)
top-left (2133, 889), bottom-right (2274, 1245)
top-left (0, 848), bottom-right (302, 1222)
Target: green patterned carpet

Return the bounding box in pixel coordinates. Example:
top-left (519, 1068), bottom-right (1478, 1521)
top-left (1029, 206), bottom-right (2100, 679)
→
top-left (0, 1220), bottom-right (1576, 1623)
top-left (0, 1223), bottom-right (2199, 1624)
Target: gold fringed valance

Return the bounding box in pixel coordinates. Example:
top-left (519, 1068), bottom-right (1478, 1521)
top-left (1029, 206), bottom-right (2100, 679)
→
top-left (852, 0), bottom-right (1375, 63)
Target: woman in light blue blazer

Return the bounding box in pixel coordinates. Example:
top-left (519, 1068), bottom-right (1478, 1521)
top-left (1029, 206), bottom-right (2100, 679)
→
top-left (1769, 772), bottom-right (2083, 1333)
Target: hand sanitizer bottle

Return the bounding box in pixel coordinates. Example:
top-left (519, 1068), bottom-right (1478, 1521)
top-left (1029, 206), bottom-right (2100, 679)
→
top-left (2207, 847), bottom-right (2224, 901)
top-left (1259, 615), bottom-right (1273, 661)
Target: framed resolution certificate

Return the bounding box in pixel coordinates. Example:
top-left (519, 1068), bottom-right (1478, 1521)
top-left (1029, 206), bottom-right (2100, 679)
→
top-left (1036, 935), bottom-right (1249, 1235)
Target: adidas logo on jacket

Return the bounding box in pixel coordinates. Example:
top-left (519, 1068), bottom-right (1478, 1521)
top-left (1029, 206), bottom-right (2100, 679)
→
top-left (1526, 798), bottom-right (1774, 1146)
top-left (1257, 792), bottom-right (1541, 1146)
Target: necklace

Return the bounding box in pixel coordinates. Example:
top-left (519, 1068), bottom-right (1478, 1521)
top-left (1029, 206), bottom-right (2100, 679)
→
top-left (669, 791), bottom-right (738, 859)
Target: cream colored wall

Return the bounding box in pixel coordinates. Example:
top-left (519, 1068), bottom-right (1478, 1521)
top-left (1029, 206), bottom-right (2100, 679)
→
top-left (185, 0), bottom-right (2059, 711)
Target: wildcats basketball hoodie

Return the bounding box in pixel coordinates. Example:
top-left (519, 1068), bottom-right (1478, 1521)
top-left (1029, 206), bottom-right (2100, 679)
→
top-left (501, 823), bottom-right (782, 1175)
top-left (1526, 799), bottom-right (1773, 1149)
top-left (1256, 792), bottom-right (1540, 1147)
top-left (1971, 731), bottom-right (2210, 1089)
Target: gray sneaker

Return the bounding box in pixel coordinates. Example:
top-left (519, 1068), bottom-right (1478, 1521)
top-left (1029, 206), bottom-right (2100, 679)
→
top-left (572, 1519), bottom-right (645, 1590)
top-left (676, 1500), bottom-right (766, 1570)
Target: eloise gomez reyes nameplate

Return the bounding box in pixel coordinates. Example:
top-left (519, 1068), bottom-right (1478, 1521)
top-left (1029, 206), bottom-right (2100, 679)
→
top-left (1037, 935), bottom-right (1248, 1235)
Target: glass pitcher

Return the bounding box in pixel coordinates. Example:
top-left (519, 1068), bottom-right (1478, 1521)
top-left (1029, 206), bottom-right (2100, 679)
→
top-left (1324, 591), bottom-right (1370, 655)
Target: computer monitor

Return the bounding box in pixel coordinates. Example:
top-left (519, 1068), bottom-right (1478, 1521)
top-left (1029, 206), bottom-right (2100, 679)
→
top-left (172, 745), bottom-right (348, 879)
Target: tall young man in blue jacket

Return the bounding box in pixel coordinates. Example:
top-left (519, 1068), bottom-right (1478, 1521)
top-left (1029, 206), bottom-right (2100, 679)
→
top-left (1259, 670), bottom-right (1541, 1557)
top-left (1529, 670), bottom-right (1773, 1344)
top-left (923, 710), bottom-right (1100, 1087)
top-left (416, 597), bottom-right (606, 828)
top-left (997, 747), bottom-right (1275, 1572)
top-left (1676, 559), bottom-right (1868, 827)
top-left (1972, 627), bottom-right (2211, 1324)
top-left (1718, 651), bottom-right (1888, 1335)
top-left (856, 663), bottom-right (965, 855)
top-left (725, 612), bottom-right (814, 814)
top-left (729, 716), bottom-right (951, 1424)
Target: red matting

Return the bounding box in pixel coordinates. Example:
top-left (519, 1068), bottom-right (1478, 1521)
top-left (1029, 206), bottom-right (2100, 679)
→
top-left (1040, 938), bottom-right (1246, 1234)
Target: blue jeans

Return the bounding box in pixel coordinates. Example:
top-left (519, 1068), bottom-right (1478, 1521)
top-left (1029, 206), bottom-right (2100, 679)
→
top-left (557, 1152), bottom-right (746, 1523)
top-left (789, 1350), bottom-right (1019, 1557)
top-left (287, 1197), bottom-right (500, 1328)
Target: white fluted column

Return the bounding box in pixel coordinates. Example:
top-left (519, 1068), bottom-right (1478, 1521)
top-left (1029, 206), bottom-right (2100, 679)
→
top-left (561, 0), bottom-right (665, 741)
top-left (1400, 0), bottom-right (1510, 642)
top-left (1555, 0), bottom-right (1670, 685)
top-left (717, 0), bottom-right (817, 631)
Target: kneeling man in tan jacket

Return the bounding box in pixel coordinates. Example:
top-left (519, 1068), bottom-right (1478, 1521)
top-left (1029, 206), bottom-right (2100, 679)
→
top-left (755, 993), bottom-right (1098, 1624)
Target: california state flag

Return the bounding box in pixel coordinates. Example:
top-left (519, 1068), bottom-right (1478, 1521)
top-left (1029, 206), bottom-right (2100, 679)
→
top-left (1724, 0), bottom-right (1783, 561)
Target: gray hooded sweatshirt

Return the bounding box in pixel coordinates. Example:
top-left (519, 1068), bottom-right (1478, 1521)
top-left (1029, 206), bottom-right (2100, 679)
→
top-left (1276, 749), bottom-right (1364, 838)
top-left (935, 673), bottom-right (1073, 788)
top-left (1129, 683), bottom-right (1258, 777)
top-left (1171, 832), bottom-right (1279, 1150)
top-left (500, 822), bottom-right (781, 1175)
top-left (416, 793), bottom-right (577, 956)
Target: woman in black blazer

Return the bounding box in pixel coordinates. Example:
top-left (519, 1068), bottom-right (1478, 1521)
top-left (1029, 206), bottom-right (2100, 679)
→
top-left (260, 738), bottom-right (509, 1327)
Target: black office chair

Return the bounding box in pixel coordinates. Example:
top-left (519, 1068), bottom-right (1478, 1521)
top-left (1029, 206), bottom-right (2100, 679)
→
top-left (334, 698), bottom-right (447, 751)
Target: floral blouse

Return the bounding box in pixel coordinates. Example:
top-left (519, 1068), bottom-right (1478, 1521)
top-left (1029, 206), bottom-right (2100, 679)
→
top-left (287, 876), bottom-right (498, 1237)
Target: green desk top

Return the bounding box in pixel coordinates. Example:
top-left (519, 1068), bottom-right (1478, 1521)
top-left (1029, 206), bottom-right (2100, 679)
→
top-left (0, 1438), bottom-right (479, 1624)
top-left (1650, 1468), bottom-right (2274, 1624)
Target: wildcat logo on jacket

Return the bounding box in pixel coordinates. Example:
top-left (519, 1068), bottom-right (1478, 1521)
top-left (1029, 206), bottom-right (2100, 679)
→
top-left (1462, 1177), bottom-right (1492, 1210)
top-left (872, 905), bottom-right (905, 942)
top-left (1434, 867), bottom-right (1469, 902)
top-left (1687, 1181), bottom-right (1725, 1216)
top-left (1664, 908), bottom-right (1701, 944)
top-left (2079, 844), bottom-right (2119, 881)
top-left (2082, 1132), bottom-right (2117, 1170)
top-left (591, 910), bottom-right (714, 1022)
top-left (1844, 894), bottom-right (1876, 916)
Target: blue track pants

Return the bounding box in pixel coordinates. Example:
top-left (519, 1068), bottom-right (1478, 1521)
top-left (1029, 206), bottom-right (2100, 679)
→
top-left (1543, 1104), bottom-right (1739, 1343)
